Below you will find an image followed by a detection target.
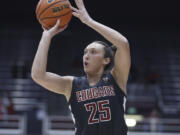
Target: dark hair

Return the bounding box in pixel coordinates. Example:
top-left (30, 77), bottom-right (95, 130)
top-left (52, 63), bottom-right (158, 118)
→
top-left (93, 41), bottom-right (117, 72)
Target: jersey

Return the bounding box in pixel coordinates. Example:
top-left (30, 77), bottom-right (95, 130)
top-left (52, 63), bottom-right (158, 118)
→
top-left (68, 72), bottom-right (128, 135)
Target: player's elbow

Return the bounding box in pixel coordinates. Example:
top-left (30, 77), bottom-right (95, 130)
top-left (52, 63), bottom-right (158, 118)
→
top-left (116, 37), bottom-right (129, 49)
top-left (31, 72), bottom-right (44, 83)
top-left (31, 73), bottom-right (40, 83)
top-left (121, 37), bottom-right (129, 46)
top-left (115, 36), bottom-right (129, 47)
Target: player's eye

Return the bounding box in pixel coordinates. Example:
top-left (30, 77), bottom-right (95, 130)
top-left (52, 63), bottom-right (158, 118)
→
top-left (91, 49), bottom-right (96, 54)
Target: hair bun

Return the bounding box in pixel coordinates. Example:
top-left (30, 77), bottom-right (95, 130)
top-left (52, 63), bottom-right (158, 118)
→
top-left (110, 45), bottom-right (117, 52)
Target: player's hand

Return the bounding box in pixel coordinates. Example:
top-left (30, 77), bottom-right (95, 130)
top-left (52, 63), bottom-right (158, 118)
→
top-left (71, 0), bottom-right (92, 24)
top-left (42, 19), bottom-right (68, 38)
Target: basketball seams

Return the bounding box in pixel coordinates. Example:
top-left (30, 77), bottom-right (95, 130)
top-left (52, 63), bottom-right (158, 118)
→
top-left (38, 16), bottom-right (53, 29)
top-left (37, 0), bottom-right (68, 19)
top-left (40, 10), bottom-right (72, 21)
top-left (36, 1), bottom-right (43, 18)
top-left (42, 21), bottom-right (68, 29)
top-left (40, 19), bottom-right (53, 27)
top-left (41, 11), bottom-right (72, 28)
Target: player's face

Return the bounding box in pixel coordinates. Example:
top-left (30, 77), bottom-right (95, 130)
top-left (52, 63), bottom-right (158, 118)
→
top-left (83, 42), bottom-right (105, 74)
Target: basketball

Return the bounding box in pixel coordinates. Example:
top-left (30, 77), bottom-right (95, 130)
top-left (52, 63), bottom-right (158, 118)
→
top-left (36, 0), bottom-right (72, 30)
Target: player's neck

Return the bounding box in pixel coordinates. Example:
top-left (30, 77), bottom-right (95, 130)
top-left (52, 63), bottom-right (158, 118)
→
top-left (86, 69), bottom-right (104, 86)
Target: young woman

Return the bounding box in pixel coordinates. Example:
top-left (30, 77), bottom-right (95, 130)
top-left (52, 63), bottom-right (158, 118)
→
top-left (31, 0), bottom-right (131, 135)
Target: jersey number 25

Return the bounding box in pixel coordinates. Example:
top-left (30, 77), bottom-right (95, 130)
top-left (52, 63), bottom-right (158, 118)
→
top-left (84, 100), bottom-right (111, 124)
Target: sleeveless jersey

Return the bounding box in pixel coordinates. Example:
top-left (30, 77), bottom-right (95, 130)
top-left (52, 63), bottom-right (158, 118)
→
top-left (69, 72), bottom-right (128, 135)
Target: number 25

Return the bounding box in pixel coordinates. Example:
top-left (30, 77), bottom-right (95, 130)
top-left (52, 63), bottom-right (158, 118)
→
top-left (84, 100), bottom-right (111, 124)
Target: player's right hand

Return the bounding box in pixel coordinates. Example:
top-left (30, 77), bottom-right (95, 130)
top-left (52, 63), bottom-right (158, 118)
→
top-left (42, 19), bottom-right (68, 38)
top-left (71, 0), bottom-right (92, 24)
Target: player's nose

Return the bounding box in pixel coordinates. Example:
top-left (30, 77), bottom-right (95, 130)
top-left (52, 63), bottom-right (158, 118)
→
top-left (84, 53), bottom-right (90, 60)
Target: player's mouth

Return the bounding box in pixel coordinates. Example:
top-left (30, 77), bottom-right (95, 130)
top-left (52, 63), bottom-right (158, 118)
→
top-left (84, 61), bottom-right (89, 67)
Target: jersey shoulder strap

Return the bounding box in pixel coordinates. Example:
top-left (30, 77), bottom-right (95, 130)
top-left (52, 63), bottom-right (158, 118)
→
top-left (106, 72), bottom-right (127, 97)
top-left (68, 76), bottom-right (86, 103)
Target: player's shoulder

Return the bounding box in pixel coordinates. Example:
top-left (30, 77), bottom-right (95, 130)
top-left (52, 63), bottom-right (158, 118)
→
top-left (73, 75), bottom-right (86, 81)
top-left (72, 75), bottom-right (86, 87)
top-left (103, 71), bottom-right (114, 81)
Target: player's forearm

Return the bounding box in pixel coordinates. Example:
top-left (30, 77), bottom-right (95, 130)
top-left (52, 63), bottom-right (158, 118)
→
top-left (86, 20), bottom-right (128, 47)
top-left (31, 33), bottom-right (52, 79)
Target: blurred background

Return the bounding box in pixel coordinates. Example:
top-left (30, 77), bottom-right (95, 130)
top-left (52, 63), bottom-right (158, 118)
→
top-left (0, 0), bottom-right (180, 135)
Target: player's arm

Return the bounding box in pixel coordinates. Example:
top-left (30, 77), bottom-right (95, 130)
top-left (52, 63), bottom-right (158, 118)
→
top-left (31, 20), bottom-right (73, 101)
top-left (71, 0), bottom-right (131, 93)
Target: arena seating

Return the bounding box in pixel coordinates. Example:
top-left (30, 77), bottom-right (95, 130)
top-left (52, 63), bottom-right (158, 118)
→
top-left (0, 115), bottom-right (27, 135)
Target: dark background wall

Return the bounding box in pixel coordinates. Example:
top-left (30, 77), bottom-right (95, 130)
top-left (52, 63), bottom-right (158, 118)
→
top-left (0, 0), bottom-right (179, 28)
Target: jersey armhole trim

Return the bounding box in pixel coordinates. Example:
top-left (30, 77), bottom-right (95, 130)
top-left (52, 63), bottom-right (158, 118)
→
top-left (67, 77), bottom-right (77, 104)
top-left (108, 72), bottom-right (127, 97)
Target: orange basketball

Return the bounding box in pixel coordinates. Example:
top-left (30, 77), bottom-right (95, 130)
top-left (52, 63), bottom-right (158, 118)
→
top-left (36, 0), bottom-right (72, 30)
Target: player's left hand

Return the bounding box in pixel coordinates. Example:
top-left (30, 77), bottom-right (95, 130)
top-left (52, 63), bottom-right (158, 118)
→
top-left (71, 0), bottom-right (92, 24)
top-left (42, 19), bottom-right (68, 38)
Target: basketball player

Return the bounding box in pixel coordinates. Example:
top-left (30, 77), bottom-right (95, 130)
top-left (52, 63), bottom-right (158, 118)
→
top-left (31, 0), bottom-right (130, 134)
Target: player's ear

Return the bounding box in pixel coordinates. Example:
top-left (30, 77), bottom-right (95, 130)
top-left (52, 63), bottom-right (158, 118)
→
top-left (103, 57), bottom-right (110, 65)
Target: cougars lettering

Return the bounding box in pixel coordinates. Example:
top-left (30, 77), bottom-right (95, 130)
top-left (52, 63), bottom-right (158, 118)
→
top-left (76, 85), bottom-right (115, 102)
